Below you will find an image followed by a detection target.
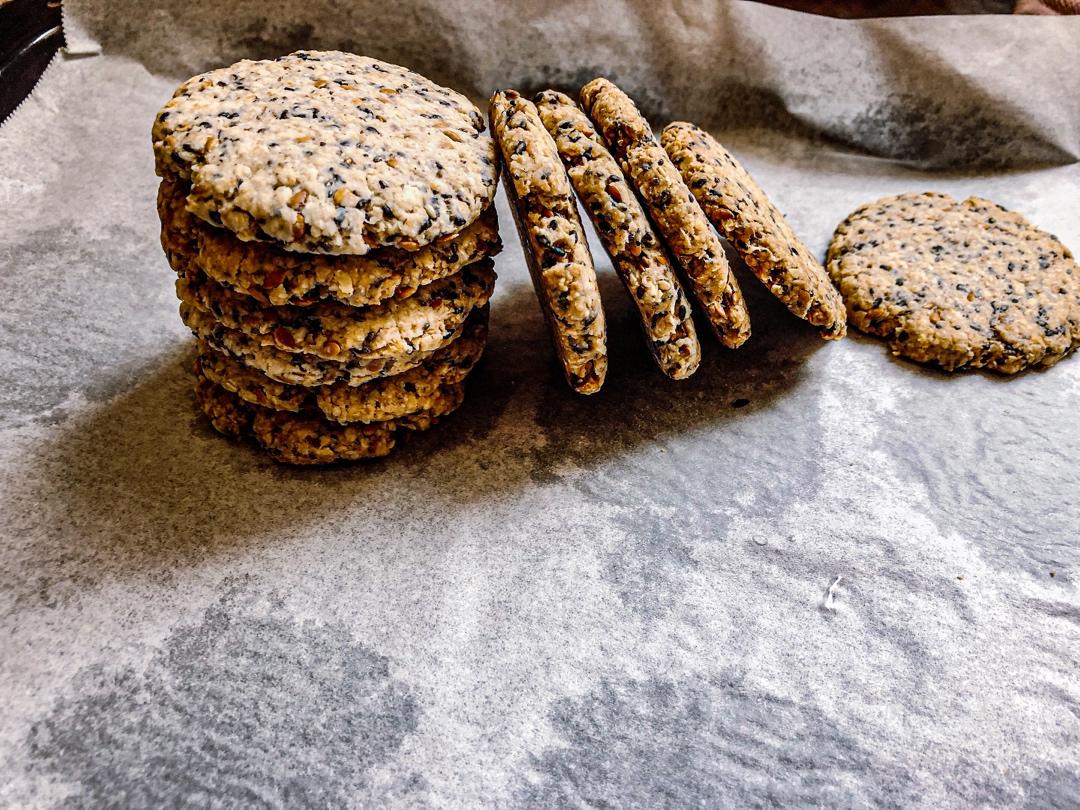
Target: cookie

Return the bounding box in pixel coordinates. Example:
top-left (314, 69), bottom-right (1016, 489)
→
top-left (153, 50), bottom-right (498, 254)
top-left (196, 339), bottom-right (310, 412)
top-left (182, 303), bottom-right (488, 387)
top-left (194, 368), bottom-right (252, 439)
top-left (661, 122), bottom-right (846, 340)
top-left (175, 259), bottom-right (495, 363)
top-left (196, 308), bottom-right (487, 423)
top-left (194, 363), bottom-right (465, 464)
top-left (315, 319), bottom-right (484, 423)
top-left (827, 192), bottom-right (1080, 373)
top-left (489, 89), bottom-right (607, 394)
top-left (579, 79), bottom-right (751, 348)
top-left (159, 179), bottom-right (502, 307)
top-left (534, 91), bottom-right (701, 380)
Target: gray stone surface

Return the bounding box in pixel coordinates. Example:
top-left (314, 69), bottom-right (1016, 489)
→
top-left (1, 3), bottom-right (1078, 807)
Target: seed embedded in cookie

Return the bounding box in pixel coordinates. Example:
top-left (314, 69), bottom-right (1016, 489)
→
top-left (661, 121), bottom-right (846, 340)
top-left (153, 50), bottom-right (499, 255)
top-left (579, 78), bottom-right (750, 349)
top-left (827, 191), bottom-right (1080, 373)
top-left (489, 89), bottom-right (608, 394)
top-left (534, 90), bottom-right (701, 381)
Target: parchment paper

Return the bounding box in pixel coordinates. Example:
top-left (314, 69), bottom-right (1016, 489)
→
top-left (1, 2), bottom-right (1078, 806)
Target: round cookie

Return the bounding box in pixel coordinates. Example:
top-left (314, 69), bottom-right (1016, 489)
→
top-left (194, 364), bottom-right (465, 465)
top-left (534, 90), bottom-right (701, 380)
top-left (153, 50), bottom-right (498, 254)
top-left (827, 192), bottom-right (1080, 373)
top-left (159, 179), bottom-right (502, 307)
top-left (490, 89), bottom-right (608, 394)
top-left (194, 368), bottom-right (252, 439)
top-left (182, 303), bottom-right (486, 387)
top-left (579, 78), bottom-right (750, 348)
top-left (661, 121), bottom-right (846, 340)
top-left (196, 339), bottom-right (310, 412)
top-left (176, 260), bottom-right (495, 362)
top-left (196, 309), bottom-right (487, 423)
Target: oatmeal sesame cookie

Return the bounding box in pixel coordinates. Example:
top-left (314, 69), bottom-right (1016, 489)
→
top-left (181, 304), bottom-right (488, 388)
top-left (579, 78), bottom-right (750, 348)
top-left (490, 89), bottom-right (607, 394)
top-left (194, 363), bottom-right (465, 464)
top-left (827, 192), bottom-right (1080, 373)
top-left (661, 122), bottom-right (846, 339)
top-left (534, 90), bottom-right (701, 380)
top-left (195, 309), bottom-right (487, 423)
top-left (175, 259), bottom-right (495, 363)
top-left (159, 179), bottom-right (501, 307)
top-left (193, 367), bottom-right (251, 439)
top-left (196, 339), bottom-right (310, 412)
top-left (153, 50), bottom-right (498, 254)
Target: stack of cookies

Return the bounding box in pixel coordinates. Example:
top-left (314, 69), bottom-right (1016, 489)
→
top-left (153, 51), bottom-right (501, 464)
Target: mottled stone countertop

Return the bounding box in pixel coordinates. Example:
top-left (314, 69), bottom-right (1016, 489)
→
top-left (0, 1), bottom-right (1078, 806)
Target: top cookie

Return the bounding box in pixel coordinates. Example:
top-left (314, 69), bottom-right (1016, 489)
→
top-left (661, 122), bottom-right (846, 340)
top-left (580, 78), bottom-right (751, 349)
top-left (490, 89), bottom-right (608, 394)
top-left (152, 51), bottom-right (499, 255)
top-left (534, 90), bottom-right (701, 381)
top-left (827, 192), bottom-right (1080, 374)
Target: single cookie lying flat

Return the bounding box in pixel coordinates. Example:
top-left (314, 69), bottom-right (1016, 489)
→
top-left (153, 50), bottom-right (498, 254)
top-left (196, 308), bottom-right (487, 423)
top-left (176, 260), bottom-right (495, 362)
top-left (195, 363), bottom-right (467, 464)
top-left (159, 179), bottom-right (501, 307)
top-left (580, 78), bottom-right (750, 348)
top-left (661, 122), bottom-right (846, 340)
top-left (534, 90), bottom-right (701, 380)
top-left (490, 89), bottom-right (607, 394)
top-left (182, 303), bottom-right (488, 387)
top-left (827, 192), bottom-right (1080, 373)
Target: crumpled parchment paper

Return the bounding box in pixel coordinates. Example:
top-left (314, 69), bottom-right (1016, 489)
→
top-left (0, 1), bottom-right (1077, 806)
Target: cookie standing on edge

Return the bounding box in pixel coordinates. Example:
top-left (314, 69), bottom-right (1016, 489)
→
top-left (534, 90), bottom-right (701, 380)
top-left (490, 89), bottom-right (608, 394)
top-left (827, 192), bottom-right (1080, 373)
top-left (580, 78), bottom-right (751, 349)
top-left (661, 122), bottom-right (846, 340)
top-left (153, 51), bottom-right (499, 255)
